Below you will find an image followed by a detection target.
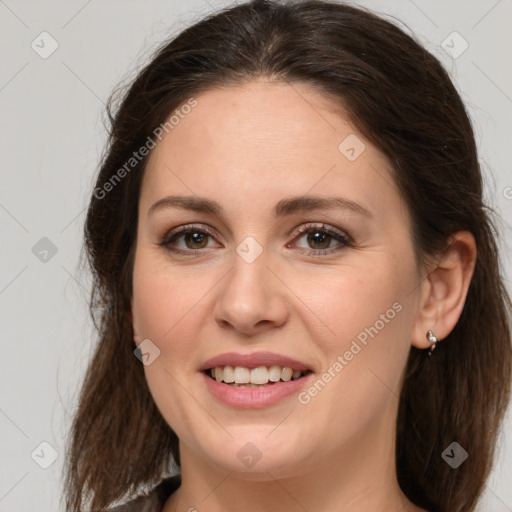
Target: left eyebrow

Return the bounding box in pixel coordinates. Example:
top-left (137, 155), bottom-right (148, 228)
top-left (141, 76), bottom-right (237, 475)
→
top-left (147, 194), bottom-right (374, 220)
top-left (274, 195), bottom-right (374, 219)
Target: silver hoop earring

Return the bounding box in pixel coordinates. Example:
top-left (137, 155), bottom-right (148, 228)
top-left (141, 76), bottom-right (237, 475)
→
top-left (426, 330), bottom-right (438, 357)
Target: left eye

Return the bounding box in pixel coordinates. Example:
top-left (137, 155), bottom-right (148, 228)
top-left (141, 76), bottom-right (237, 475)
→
top-left (289, 224), bottom-right (351, 255)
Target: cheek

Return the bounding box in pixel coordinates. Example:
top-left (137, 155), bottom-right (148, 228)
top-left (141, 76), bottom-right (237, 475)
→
top-left (131, 253), bottom-right (206, 438)
top-left (298, 257), bottom-right (412, 357)
top-left (131, 250), bottom-right (206, 346)
top-left (296, 257), bottom-right (415, 419)
top-left (131, 252), bottom-right (202, 418)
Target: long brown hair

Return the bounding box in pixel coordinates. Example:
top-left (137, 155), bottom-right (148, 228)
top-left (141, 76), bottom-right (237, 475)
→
top-left (64, 1), bottom-right (512, 511)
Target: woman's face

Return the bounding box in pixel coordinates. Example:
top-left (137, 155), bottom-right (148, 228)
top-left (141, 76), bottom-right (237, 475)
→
top-left (131, 80), bottom-right (425, 478)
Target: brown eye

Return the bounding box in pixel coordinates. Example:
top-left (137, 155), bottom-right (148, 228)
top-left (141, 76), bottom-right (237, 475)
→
top-left (305, 230), bottom-right (333, 250)
top-left (179, 231), bottom-right (209, 249)
top-left (290, 223), bottom-right (351, 256)
top-left (161, 224), bottom-right (218, 255)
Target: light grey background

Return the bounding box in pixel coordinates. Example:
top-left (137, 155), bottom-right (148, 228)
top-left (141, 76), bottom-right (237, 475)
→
top-left (1, 0), bottom-right (511, 510)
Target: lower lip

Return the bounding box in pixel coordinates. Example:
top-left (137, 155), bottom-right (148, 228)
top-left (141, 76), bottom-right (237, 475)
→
top-left (202, 371), bottom-right (313, 408)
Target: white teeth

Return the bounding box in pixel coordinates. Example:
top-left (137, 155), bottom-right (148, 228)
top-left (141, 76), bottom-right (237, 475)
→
top-left (234, 366), bottom-right (250, 384)
top-left (250, 366), bottom-right (269, 385)
top-left (268, 365), bottom-right (282, 382)
top-left (223, 365), bottom-right (235, 383)
top-left (208, 365), bottom-right (306, 385)
top-left (281, 367), bottom-right (293, 382)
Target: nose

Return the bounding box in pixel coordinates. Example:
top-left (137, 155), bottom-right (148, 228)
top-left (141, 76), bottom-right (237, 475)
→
top-left (213, 251), bottom-right (289, 336)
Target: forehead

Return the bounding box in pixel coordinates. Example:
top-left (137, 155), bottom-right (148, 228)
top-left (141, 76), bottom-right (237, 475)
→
top-left (140, 80), bottom-right (404, 223)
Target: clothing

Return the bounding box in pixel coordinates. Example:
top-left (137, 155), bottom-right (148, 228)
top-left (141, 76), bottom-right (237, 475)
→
top-left (108, 475), bottom-right (181, 512)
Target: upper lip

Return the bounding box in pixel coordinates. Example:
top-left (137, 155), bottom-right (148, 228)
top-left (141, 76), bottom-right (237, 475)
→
top-left (199, 351), bottom-right (312, 372)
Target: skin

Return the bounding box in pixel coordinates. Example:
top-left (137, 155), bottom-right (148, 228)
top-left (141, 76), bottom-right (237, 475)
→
top-left (131, 79), bottom-right (476, 512)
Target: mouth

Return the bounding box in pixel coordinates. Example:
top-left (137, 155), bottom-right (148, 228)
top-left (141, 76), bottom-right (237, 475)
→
top-left (200, 351), bottom-right (315, 407)
top-left (204, 365), bottom-right (313, 388)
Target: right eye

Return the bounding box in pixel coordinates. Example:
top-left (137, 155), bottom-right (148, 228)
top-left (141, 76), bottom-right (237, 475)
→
top-left (160, 224), bottom-right (220, 255)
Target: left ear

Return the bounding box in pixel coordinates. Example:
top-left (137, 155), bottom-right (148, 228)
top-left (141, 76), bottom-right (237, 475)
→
top-left (411, 231), bottom-right (477, 349)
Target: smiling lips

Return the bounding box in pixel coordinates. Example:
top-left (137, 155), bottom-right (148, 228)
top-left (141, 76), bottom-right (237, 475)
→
top-left (209, 365), bottom-right (305, 386)
top-left (200, 351), bottom-right (313, 407)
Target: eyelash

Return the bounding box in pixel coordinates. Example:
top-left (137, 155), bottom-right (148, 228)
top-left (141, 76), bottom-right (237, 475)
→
top-left (159, 223), bottom-right (352, 257)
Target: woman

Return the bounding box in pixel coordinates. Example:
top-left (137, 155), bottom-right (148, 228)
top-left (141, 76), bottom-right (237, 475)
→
top-left (64, 1), bottom-right (512, 511)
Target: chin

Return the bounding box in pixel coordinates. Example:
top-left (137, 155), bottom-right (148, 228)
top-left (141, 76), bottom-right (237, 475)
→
top-left (194, 432), bottom-right (312, 478)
